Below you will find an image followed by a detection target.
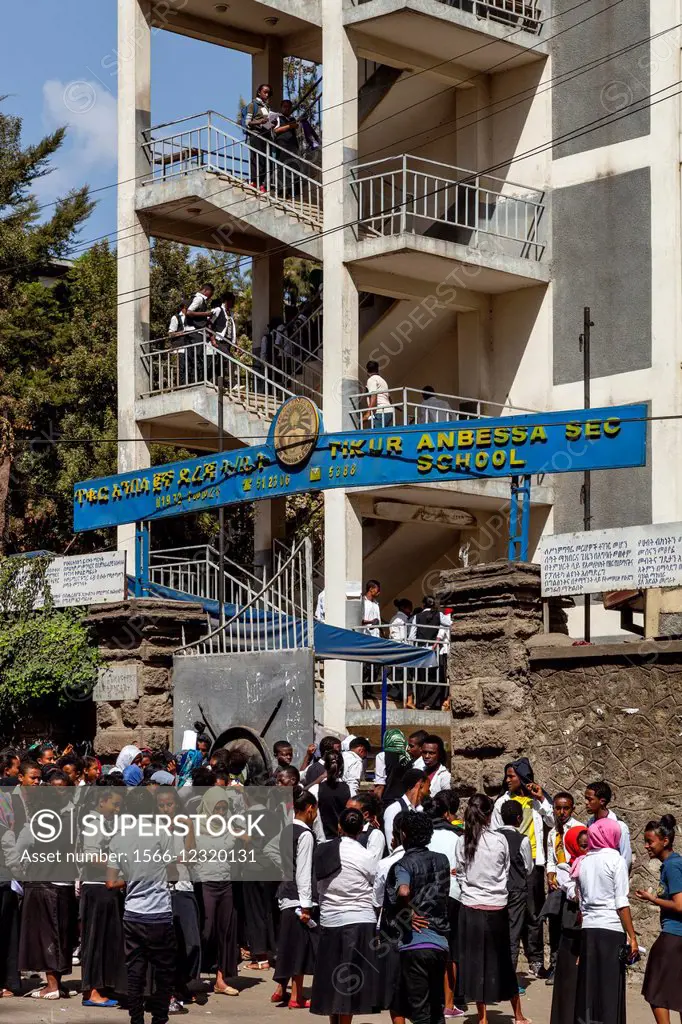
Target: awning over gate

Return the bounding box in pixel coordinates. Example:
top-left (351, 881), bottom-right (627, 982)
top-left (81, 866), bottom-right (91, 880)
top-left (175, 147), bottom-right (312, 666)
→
top-left (133, 578), bottom-right (436, 667)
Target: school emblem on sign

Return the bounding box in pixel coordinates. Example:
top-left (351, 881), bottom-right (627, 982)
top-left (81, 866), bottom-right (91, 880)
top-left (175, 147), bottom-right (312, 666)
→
top-left (273, 396), bottom-right (320, 468)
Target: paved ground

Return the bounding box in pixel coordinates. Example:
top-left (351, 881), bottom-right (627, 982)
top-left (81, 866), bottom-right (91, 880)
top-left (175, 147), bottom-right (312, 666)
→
top-left (3, 967), bottom-right (654, 1024)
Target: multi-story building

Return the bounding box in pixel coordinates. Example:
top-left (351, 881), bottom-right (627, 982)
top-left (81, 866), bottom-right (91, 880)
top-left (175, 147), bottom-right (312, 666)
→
top-left (117, 0), bottom-right (677, 734)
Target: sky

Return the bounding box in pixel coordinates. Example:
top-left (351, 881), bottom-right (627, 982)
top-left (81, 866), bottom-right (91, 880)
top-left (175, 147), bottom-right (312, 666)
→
top-left (4, 0), bottom-right (251, 248)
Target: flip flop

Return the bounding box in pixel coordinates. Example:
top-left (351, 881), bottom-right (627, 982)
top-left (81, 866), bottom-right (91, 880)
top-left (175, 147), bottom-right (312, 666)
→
top-left (26, 989), bottom-right (60, 1000)
top-left (83, 999), bottom-right (119, 1007)
top-left (289, 999), bottom-right (311, 1009)
top-left (244, 961), bottom-right (270, 970)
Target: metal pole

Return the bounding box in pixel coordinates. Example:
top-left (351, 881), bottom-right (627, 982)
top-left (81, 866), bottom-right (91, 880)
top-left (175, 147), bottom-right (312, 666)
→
top-left (217, 376), bottom-right (226, 627)
top-left (579, 307), bottom-right (594, 642)
top-left (381, 667), bottom-right (388, 745)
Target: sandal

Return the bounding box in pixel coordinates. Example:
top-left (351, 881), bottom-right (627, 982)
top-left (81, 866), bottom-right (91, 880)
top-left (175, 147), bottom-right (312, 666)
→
top-left (1, 990), bottom-right (14, 998)
top-left (27, 988), bottom-right (60, 1000)
top-left (244, 960), bottom-right (270, 970)
top-left (213, 985), bottom-right (239, 996)
top-left (271, 990), bottom-right (288, 1003)
top-left (289, 999), bottom-right (311, 1009)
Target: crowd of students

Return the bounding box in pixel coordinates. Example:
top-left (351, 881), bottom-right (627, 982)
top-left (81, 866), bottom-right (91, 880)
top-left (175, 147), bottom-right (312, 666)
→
top-left (0, 736), bottom-right (680, 1024)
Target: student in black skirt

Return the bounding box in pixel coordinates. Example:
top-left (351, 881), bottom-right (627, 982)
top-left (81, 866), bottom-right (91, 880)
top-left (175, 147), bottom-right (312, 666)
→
top-left (347, 792), bottom-right (386, 861)
top-left (455, 794), bottom-right (530, 1024)
top-left (80, 786), bottom-right (126, 1007)
top-left (573, 817), bottom-right (638, 1024)
top-left (311, 807), bottom-right (382, 1021)
top-left (549, 825), bottom-right (587, 1024)
top-left (637, 814), bottom-right (682, 1024)
top-left (273, 788), bottom-right (320, 1007)
top-left (0, 792), bottom-right (20, 997)
top-left (309, 751), bottom-right (351, 842)
top-left (197, 787), bottom-right (240, 997)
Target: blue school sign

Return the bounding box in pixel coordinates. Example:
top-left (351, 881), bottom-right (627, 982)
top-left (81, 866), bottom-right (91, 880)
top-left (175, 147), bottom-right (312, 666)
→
top-left (73, 399), bottom-right (647, 534)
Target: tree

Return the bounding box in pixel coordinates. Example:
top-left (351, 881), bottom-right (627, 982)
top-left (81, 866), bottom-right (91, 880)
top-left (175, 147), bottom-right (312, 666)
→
top-left (0, 102), bottom-right (93, 553)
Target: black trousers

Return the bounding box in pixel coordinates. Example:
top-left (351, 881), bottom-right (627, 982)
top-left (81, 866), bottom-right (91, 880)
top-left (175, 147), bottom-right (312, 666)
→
top-left (123, 918), bottom-right (176, 1024)
top-left (400, 949), bottom-right (447, 1024)
top-left (524, 865), bottom-right (546, 965)
top-left (249, 132), bottom-right (269, 188)
top-left (507, 887), bottom-right (528, 972)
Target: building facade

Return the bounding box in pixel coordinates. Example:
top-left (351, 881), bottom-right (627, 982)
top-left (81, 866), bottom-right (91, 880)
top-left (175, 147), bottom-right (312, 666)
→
top-left (117, 0), bottom-right (679, 731)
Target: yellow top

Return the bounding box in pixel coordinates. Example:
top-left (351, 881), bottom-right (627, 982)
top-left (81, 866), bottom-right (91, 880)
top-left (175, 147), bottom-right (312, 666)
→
top-left (515, 794), bottom-right (536, 859)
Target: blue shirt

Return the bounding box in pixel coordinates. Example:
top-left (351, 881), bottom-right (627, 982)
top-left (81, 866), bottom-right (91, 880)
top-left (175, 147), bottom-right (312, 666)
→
top-left (660, 852), bottom-right (682, 936)
top-left (393, 863), bottom-right (448, 953)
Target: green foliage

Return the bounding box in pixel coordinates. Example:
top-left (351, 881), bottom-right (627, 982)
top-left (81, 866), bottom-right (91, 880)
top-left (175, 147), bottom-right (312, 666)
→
top-left (0, 555), bottom-right (99, 719)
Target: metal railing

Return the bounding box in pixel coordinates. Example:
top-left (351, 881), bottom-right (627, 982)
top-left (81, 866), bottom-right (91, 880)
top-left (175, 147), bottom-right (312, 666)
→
top-left (348, 386), bottom-right (536, 428)
top-left (142, 111), bottom-right (323, 229)
top-left (176, 537), bottom-right (314, 656)
top-left (140, 330), bottom-right (320, 415)
top-left (350, 155), bottom-right (545, 260)
top-left (351, 629), bottom-right (448, 709)
top-left (149, 545), bottom-right (269, 612)
top-left (356, 0), bottom-right (542, 34)
top-left (285, 300), bottom-right (323, 366)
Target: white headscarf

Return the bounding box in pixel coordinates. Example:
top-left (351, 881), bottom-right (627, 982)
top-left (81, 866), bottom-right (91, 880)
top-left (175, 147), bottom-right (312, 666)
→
top-left (114, 745), bottom-right (142, 773)
top-left (341, 735), bottom-right (357, 752)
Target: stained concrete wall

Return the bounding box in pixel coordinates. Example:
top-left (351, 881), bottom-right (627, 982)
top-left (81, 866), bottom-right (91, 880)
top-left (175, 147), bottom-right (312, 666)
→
top-left (173, 649), bottom-right (315, 770)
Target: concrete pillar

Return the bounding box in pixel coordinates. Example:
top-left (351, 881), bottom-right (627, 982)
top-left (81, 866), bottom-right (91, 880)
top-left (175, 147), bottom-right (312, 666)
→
top-left (251, 254), bottom-right (284, 361)
top-left (324, 493), bottom-right (363, 731)
top-left (457, 310), bottom-right (492, 406)
top-left (254, 497), bottom-right (287, 580)
top-left (456, 80), bottom-right (491, 172)
top-left (321, 0), bottom-right (361, 732)
top-left (117, 0), bottom-right (151, 570)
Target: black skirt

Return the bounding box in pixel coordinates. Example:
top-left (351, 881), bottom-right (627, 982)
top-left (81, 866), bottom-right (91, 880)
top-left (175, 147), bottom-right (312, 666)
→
top-left (273, 907), bottom-right (319, 982)
top-left (172, 890), bottom-right (202, 994)
top-left (575, 928), bottom-right (627, 1024)
top-left (642, 931), bottom-right (682, 1012)
top-left (80, 884), bottom-right (127, 993)
top-left (310, 920), bottom-right (383, 1016)
top-left (242, 881), bottom-right (277, 961)
top-left (0, 883), bottom-right (20, 992)
top-left (458, 904), bottom-right (518, 1005)
top-left (201, 881), bottom-right (238, 979)
top-left (19, 882), bottom-right (76, 975)
top-left (448, 897), bottom-right (460, 962)
top-left (550, 925), bottom-right (581, 1024)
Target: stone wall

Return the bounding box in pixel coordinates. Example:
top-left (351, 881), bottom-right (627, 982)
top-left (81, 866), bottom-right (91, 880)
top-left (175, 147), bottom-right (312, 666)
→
top-left (531, 640), bottom-right (682, 946)
top-left (85, 599), bottom-right (205, 755)
top-left (436, 559), bottom-right (567, 794)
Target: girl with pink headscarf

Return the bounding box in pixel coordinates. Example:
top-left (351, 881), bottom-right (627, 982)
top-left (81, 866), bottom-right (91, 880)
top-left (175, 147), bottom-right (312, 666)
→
top-left (573, 819), bottom-right (638, 1024)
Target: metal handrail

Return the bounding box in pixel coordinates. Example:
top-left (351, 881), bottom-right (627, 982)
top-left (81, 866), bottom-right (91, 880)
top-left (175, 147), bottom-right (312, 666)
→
top-left (176, 536), bottom-right (313, 656)
top-left (142, 110), bottom-right (322, 228)
top-left (350, 154), bottom-right (545, 260)
top-left (356, 0), bottom-right (543, 35)
top-left (151, 544), bottom-right (264, 590)
top-left (348, 386), bottom-right (538, 426)
top-left (140, 330), bottom-right (321, 410)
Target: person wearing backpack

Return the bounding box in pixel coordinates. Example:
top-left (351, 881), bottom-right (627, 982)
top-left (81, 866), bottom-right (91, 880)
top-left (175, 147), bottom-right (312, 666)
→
top-left (414, 596), bottom-right (445, 709)
top-left (244, 83), bottom-right (274, 191)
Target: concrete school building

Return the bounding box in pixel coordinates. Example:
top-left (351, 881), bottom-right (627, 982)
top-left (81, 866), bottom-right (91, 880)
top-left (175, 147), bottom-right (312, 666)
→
top-left (116, 0), bottom-right (679, 731)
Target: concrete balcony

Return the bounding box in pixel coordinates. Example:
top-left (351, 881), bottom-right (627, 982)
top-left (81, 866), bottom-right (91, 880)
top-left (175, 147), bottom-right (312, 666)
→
top-left (136, 331), bottom-right (321, 449)
top-left (348, 154), bottom-right (549, 293)
top-left (344, 0), bottom-right (546, 84)
top-left (154, 0), bottom-right (322, 62)
top-left (136, 113), bottom-right (322, 260)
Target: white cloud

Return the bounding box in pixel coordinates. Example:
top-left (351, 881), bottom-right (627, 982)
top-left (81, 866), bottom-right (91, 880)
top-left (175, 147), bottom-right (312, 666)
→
top-left (42, 78), bottom-right (117, 169)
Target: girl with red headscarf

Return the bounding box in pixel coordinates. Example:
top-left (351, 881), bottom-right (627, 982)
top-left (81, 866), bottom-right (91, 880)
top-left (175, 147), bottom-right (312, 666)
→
top-left (573, 819), bottom-right (638, 1024)
top-left (549, 826), bottom-right (587, 1024)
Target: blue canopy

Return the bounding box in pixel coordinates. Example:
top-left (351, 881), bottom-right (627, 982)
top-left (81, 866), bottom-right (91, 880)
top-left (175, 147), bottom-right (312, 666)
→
top-left (130, 577), bottom-right (435, 667)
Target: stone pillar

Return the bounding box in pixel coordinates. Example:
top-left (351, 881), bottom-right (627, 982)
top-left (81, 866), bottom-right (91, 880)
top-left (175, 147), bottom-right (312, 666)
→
top-left (117, 0), bottom-right (152, 572)
top-left (321, 0), bottom-right (361, 733)
top-left (435, 560), bottom-right (567, 795)
top-left (86, 599), bottom-right (205, 755)
top-left (253, 496), bottom-right (287, 579)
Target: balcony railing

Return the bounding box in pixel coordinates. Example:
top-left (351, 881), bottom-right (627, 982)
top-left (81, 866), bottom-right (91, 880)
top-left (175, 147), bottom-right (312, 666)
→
top-left (350, 155), bottom-right (545, 261)
top-left (356, 0), bottom-right (543, 35)
top-left (349, 386), bottom-right (535, 428)
top-left (140, 330), bottom-right (320, 419)
top-left (350, 627), bottom-right (448, 710)
top-left (142, 111), bottom-right (323, 229)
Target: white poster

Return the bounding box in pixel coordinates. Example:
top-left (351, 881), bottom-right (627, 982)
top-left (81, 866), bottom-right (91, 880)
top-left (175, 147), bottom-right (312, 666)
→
top-left (33, 550), bottom-right (127, 608)
top-left (539, 522), bottom-right (682, 597)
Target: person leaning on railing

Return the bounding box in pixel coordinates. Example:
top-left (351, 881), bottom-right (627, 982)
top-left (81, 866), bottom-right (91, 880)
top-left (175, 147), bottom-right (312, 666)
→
top-left (271, 99), bottom-right (301, 200)
top-left (167, 299), bottom-right (194, 388)
top-left (245, 83), bottom-right (275, 191)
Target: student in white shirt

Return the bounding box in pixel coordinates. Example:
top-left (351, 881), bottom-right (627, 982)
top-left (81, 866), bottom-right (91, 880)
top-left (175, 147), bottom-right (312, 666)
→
top-left (407, 730), bottom-right (428, 771)
top-left (362, 579), bottom-right (382, 637)
top-left (388, 598), bottom-right (413, 642)
top-left (346, 792), bottom-right (385, 863)
top-left (456, 793), bottom-right (529, 1024)
top-left (209, 291), bottom-right (236, 356)
top-left (583, 780), bottom-right (633, 870)
top-left (421, 735), bottom-right (451, 797)
top-left (314, 589), bottom-right (325, 622)
top-left (363, 359), bottom-right (394, 427)
top-left (341, 737), bottom-right (370, 798)
top-left (310, 808), bottom-right (383, 1018)
top-left (185, 283), bottom-right (215, 331)
top-left (373, 812), bottom-right (406, 913)
top-left (573, 818), bottom-right (637, 1024)
top-left (416, 385), bottom-right (454, 423)
top-left (546, 792), bottom-right (585, 982)
top-left (383, 769), bottom-right (430, 849)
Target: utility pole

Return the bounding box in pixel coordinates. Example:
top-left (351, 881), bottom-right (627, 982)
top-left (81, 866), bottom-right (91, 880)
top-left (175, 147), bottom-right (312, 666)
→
top-left (579, 307), bottom-right (594, 642)
top-left (217, 376), bottom-right (226, 627)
